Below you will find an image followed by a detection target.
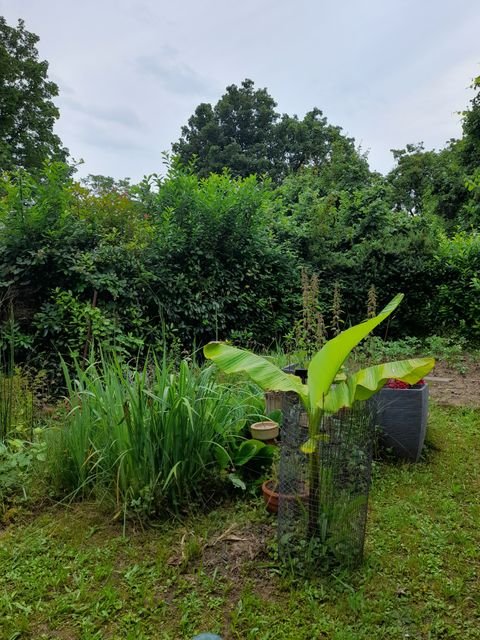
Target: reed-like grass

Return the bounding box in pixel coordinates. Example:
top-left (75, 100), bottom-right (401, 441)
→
top-left (0, 306), bottom-right (15, 442)
top-left (47, 354), bottom-right (264, 516)
top-left (0, 313), bottom-right (34, 443)
top-left (0, 373), bottom-right (13, 442)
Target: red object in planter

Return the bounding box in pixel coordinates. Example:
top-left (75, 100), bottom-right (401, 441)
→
top-left (376, 382), bottom-right (429, 461)
top-left (385, 378), bottom-right (425, 389)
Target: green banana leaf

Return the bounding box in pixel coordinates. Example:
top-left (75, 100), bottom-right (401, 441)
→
top-left (307, 293), bottom-right (404, 410)
top-left (323, 357), bottom-right (435, 414)
top-left (203, 342), bottom-right (308, 404)
top-left (204, 295), bottom-right (434, 434)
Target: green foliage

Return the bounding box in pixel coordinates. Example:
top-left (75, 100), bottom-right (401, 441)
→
top-left (433, 231), bottom-right (480, 341)
top-left (356, 335), bottom-right (423, 364)
top-left (2, 74), bottom-right (480, 377)
top-left (270, 174), bottom-right (442, 337)
top-left (33, 288), bottom-right (144, 360)
top-left (386, 76), bottom-right (480, 232)
top-left (173, 79), bottom-right (279, 179)
top-left (285, 269), bottom-right (326, 361)
top-left (387, 141), bottom-right (473, 229)
top-left (389, 143), bottom-right (438, 215)
top-left (460, 75), bottom-right (480, 174)
top-left (173, 80), bottom-right (371, 184)
top-left (423, 335), bottom-right (467, 364)
top-left (205, 294), bottom-right (433, 421)
top-left (0, 162), bottom-right (302, 377)
top-left (0, 164), bottom-right (163, 374)
top-left (357, 334), bottom-right (468, 367)
top-left (142, 166), bottom-right (298, 347)
top-left (0, 368), bottom-right (34, 442)
top-left (205, 293), bottom-right (434, 570)
top-left (47, 355), bottom-right (271, 517)
top-left (0, 18), bottom-right (67, 171)
top-left (0, 439), bottom-right (46, 517)
top-left (0, 305), bottom-right (36, 442)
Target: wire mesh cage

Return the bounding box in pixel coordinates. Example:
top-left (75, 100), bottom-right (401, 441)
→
top-left (278, 393), bottom-right (375, 573)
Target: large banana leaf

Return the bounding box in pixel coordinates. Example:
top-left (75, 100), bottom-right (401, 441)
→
top-left (307, 294), bottom-right (404, 410)
top-left (203, 342), bottom-right (308, 404)
top-left (323, 357), bottom-right (435, 413)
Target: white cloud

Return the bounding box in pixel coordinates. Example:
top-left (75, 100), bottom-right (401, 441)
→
top-left (0, 0), bottom-right (478, 181)
top-left (136, 55), bottom-right (213, 96)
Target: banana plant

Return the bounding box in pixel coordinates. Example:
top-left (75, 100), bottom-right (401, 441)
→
top-left (204, 293), bottom-right (435, 536)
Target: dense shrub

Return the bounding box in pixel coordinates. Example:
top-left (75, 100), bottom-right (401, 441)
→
top-left (432, 232), bottom-right (480, 341)
top-left (1, 157), bottom-right (479, 382)
top-left (141, 166), bottom-right (299, 347)
top-left (0, 164), bottom-right (158, 381)
top-left (0, 163), bottom-right (301, 378)
top-left (268, 174), bottom-right (442, 337)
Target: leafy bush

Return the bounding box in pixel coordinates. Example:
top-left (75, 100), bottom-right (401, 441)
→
top-left (1, 162), bottom-right (301, 380)
top-left (0, 439), bottom-right (46, 519)
top-left (356, 336), bottom-right (423, 364)
top-left (142, 166), bottom-right (299, 347)
top-left (355, 334), bottom-right (468, 368)
top-left (1, 157), bottom-right (479, 386)
top-left (269, 175), bottom-right (441, 337)
top-left (433, 232), bottom-right (480, 342)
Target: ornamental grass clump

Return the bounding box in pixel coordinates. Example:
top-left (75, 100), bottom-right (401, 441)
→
top-left (47, 354), bottom-right (264, 517)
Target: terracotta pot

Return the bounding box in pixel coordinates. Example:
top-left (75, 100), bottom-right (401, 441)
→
top-left (250, 420), bottom-right (279, 442)
top-left (261, 479), bottom-right (308, 514)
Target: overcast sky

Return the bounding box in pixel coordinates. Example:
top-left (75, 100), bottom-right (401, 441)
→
top-left (1, 0), bottom-right (479, 182)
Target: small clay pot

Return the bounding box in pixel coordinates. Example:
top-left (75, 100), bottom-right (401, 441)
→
top-left (250, 420), bottom-right (279, 442)
top-left (261, 479), bottom-right (309, 514)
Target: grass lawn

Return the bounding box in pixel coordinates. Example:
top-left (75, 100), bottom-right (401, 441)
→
top-left (1, 403), bottom-right (479, 639)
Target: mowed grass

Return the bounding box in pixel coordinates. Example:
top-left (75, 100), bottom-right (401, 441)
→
top-left (1, 403), bottom-right (479, 640)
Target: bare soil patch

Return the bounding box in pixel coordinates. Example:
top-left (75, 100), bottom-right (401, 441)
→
top-left (200, 521), bottom-right (275, 577)
top-left (427, 358), bottom-right (480, 408)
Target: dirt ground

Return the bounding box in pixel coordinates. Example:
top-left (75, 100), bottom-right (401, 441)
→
top-left (427, 358), bottom-right (480, 408)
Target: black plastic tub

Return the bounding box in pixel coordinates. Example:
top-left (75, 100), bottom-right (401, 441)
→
top-left (282, 364), bottom-right (307, 383)
top-left (375, 384), bottom-right (429, 462)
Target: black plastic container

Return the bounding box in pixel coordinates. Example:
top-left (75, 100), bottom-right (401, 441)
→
top-left (376, 384), bottom-right (429, 462)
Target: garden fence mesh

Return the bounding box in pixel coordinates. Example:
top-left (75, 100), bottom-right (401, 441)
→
top-left (278, 393), bottom-right (375, 573)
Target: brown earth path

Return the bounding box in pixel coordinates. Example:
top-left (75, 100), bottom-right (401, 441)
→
top-left (426, 359), bottom-right (480, 408)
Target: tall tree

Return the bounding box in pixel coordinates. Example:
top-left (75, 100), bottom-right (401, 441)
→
top-left (0, 17), bottom-right (67, 172)
top-left (388, 143), bottom-right (437, 215)
top-left (386, 75), bottom-right (480, 230)
top-left (173, 79), bottom-right (370, 184)
top-left (173, 79), bottom-right (279, 179)
top-left (460, 75), bottom-right (480, 174)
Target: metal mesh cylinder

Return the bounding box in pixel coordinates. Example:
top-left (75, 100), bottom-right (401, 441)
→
top-left (278, 395), bottom-right (375, 573)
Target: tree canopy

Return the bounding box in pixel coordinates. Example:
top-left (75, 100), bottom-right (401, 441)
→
top-left (0, 17), bottom-right (67, 172)
top-left (460, 75), bottom-right (480, 174)
top-left (173, 79), bottom-right (370, 185)
top-left (386, 77), bottom-right (480, 230)
top-left (172, 79), bottom-right (279, 179)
